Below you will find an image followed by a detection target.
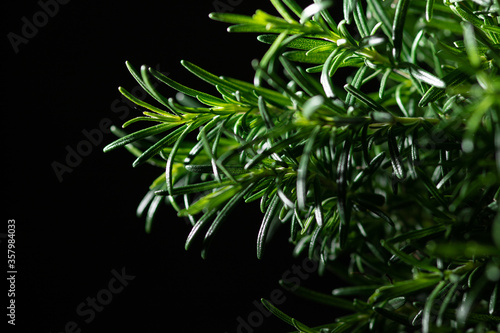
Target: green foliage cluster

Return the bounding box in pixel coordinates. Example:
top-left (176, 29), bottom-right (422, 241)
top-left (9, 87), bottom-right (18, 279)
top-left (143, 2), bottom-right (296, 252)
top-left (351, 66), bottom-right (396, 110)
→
top-left (104, 0), bottom-right (500, 331)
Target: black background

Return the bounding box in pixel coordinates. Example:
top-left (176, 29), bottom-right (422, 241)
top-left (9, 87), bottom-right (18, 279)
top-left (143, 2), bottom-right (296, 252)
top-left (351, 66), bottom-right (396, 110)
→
top-left (3, 1), bottom-right (341, 332)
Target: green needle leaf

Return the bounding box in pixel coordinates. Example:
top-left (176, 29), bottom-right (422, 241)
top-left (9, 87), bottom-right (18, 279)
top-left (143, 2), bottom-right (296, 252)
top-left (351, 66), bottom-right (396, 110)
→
top-left (125, 61), bottom-right (168, 108)
top-left (165, 122), bottom-right (197, 194)
top-left (300, 1), bottom-right (332, 24)
top-left (257, 194), bottom-right (281, 259)
top-left (366, 0), bottom-right (392, 37)
top-left (355, 199), bottom-right (395, 227)
top-left (401, 63), bottom-right (446, 88)
top-left (425, 0), bottom-right (434, 22)
top-left (344, 83), bottom-right (387, 112)
top-left (422, 281), bottom-right (447, 333)
top-left (490, 282), bottom-right (498, 316)
top-left (337, 138), bottom-right (352, 248)
top-left (302, 95), bottom-right (325, 119)
top-left (297, 126), bottom-right (320, 210)
top-left (201, 183), bottom-right (255, 258)
top-left (185, 208), bottom-right (218, 251)
top-left (418, 68), bottom-right (469, 107)
top-left (261, 298), bottom-right (299, 327)
top-left (118, 87), bottom-right (176, 118)
top-left (148, 67), bottom-right (227, 106)
top-left (369, 276), bottom-right (441, 303)
top-left (392, 0), bottom-right (411, 62)
top-left (134, 124), bottom-right (187, 168)
top-left (379, 68), bottom-right (392, 99)
top-left (462, 22), bottom-right (481, 68)
top-left (258, 34), bottom-right (332, 50)
top-left (271, 0), bottom-right (296, 23)
top-left (388, 126), bottom-right (406, 180)
top-left (353, 0), bottom-right (370, 38)
top-left (208, 12), bottom-right (257, 25)
top-left (103, 123), bottom-right (178, 153)
top-left (145, 195), bottom-right (162, 233)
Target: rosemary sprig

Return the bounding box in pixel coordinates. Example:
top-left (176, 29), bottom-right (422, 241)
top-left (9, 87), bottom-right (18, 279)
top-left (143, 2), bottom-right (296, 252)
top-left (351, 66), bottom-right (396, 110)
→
top-left (105, 0), bottom-right (500, 331)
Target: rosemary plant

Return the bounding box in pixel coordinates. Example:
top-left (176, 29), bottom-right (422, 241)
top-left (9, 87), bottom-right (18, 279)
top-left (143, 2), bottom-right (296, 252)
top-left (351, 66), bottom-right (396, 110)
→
top-left (104, 0), bottom-right (500, 331)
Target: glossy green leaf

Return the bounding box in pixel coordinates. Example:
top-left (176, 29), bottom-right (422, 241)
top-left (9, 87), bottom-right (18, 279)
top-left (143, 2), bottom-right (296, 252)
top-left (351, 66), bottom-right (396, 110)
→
top-left (379, 68), bottom-right (392, 99)
top-left (148, 67), bottom-right (227, 106)
top-left (344, 83), bottom-right (387, 112)
top-left (297, 126), bottom-right (320, 210)
top-left (261, 298), bottom-right (303, 327)
top-left (280, 57), bottom-right (323, 98)
top-left (125, 62), bottom-right (173, 111)
top-left (179, 185), bottom-right (241, 217)
top-left (392, 0), bottom-right (411, 61)
top-left (283, 49), bottom-right (331, 64)
top-left (103, 123), bottom-right (179, 153)
top-left (355, 199), bottom-right (395, 227)
top-left (418, 68), bottom-right (469, 107)
top-left (338, 20), bottom-right (359, 47)
top-left (271, 0), bottom-right (296, 23)
top-left (456, 276), bottom-right (488, 327)
top-left (343, 0), bottom-right (355, 24)
top-left (222, 76), bottom-right (293, 107)
top-left (425, 0), bottom-right (434, 22)
top-left (181, 60), bottom-right (240, 93)
top-left (490, 282), bottom-right (498, 315)
top-left (301, 95), bottom-right (325, 119)
top-left (258, 34), bottom-right (332, 51)
top-left (366, 0), bottom-right (392, 37)
top-left (369, 276), bottom-right (441, 303)
top-left (387, 126), bottom-right (406, 180)
top-left (244, 133), bottom-right (301, 170)
top-left (416, 167), bottom-right (447, 207)
top-left (257, 194), bottom-right (281, 259)
top-left (165, 122), bottom-right (200, 194)
top-left (201, 183), bottom-right (255, 258)
top-left (184, 208), bottom-right (218, 251)
top-left (401, 63), bottom-right (446, 88)
top-left (449, 2), bottom-right (483, 28)
top-left (136, 189), bottom-right (156, 218)
top-left (209, 12), bottom-right (259, 25)
top-left (320, 49), bottom-right (341, 97)
top-left (462, 22), bottom-right (481, 68)
top-left (436, 279), bottom-right (461, 326)
top-left (422, 281), bottom-right (447, 333)
top-left (300, 1), bottom-right (332, 24)
top-left (145, 195), bottom-right (162, 233)
top-left (118, 86), bottom-right (175, 118)
top-left (345, 65), bottom-right (368, 106)
top-left (134, 121), bottom-right (201, 168)
top-left (353, 0), bottom-right (370, 38)
top-left (337, 139), bottom-right (351, 248)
